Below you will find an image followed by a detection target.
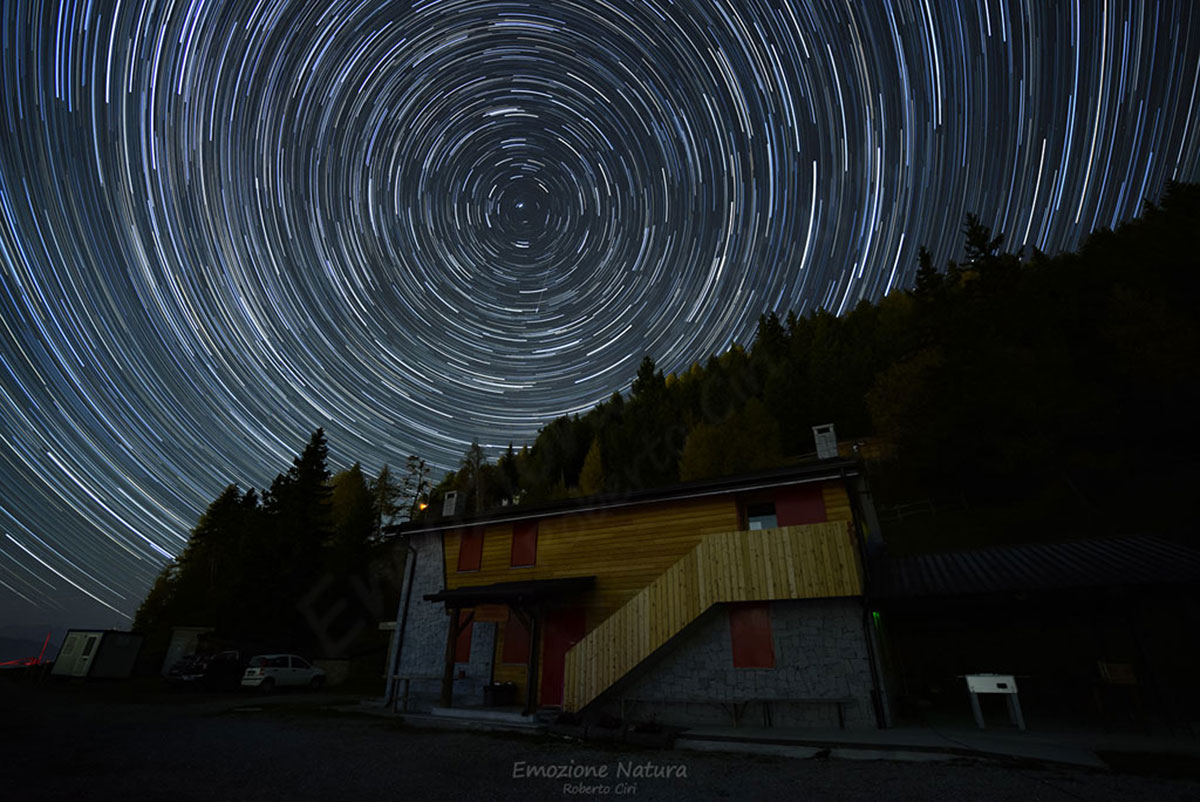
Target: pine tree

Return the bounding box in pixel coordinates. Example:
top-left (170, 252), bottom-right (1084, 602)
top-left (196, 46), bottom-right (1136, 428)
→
top-left (913, 245), bottom-right (943, 295)
top-left (330, 463), bottom-right (375, 570)
top-left (753, 311), bottom-right (787, 357)
top-left (460, 441), bottom-right (487, 514)
top-left (370, 464), bottom-right (402, 538)
top-left (962, 213), bottom-right (1004, 264)
top-left (631, 355), bottom-right (664, 398)
top-left (497, 444), bottom-right (520, 503)
top-left (400, 455), bottom-right (433, 519)
top-left (579, 436), bottom-right (606, 495)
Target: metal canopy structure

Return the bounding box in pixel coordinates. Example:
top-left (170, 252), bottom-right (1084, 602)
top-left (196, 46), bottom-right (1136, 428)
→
top-left (424, 576), bottom-right (596, 606)
top-left (870, 535), bottom-right (1200, 599)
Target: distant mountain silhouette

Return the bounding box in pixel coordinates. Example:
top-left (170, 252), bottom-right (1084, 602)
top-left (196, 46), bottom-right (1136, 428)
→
top-left (0, 625), bottom-right (64, 663)
top-left (0, 636), bottom-right (57, 664)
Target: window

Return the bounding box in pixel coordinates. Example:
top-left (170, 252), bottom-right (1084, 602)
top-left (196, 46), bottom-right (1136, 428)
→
top-left (455, 610), bottom-right (473, 663)
top-left (729, 602), bottom-right (775, 668)
top-left (457, 528), bottom-right (484, 571)
top-left (502, 611), bottom-right (530, 664)
top-left (511, 521), bottom-right (538, 567)
top-left (746, 502), bottom-right (778, 530)
top-left (291, 656), bottom-right (310, 669)
top-left (775, 484), bottom-right (826, 526)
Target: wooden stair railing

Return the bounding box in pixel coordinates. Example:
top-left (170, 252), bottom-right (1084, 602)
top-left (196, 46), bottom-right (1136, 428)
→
top-left (562, 521), bottom-right (862, 712)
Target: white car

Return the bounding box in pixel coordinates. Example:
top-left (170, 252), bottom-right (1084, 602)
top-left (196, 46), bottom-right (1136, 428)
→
top-left (241, 654), bottom-right (325, 692)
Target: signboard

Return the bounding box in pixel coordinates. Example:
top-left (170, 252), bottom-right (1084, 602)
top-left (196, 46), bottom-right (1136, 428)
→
top-left (965, 674), bottom-right (1018, 694)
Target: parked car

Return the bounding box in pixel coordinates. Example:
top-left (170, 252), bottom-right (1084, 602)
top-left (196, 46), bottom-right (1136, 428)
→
top-left (166, 651), bottom-right (246, 690)
top-left (240, 654), bottom-right (325, 692)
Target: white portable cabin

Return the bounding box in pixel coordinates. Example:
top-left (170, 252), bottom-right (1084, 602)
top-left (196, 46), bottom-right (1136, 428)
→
top-left (51, 630), bottom-right (142, 679)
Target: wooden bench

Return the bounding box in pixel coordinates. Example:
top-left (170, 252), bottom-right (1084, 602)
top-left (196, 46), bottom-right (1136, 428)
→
top-left (620, 696), bottom-right (857, 729)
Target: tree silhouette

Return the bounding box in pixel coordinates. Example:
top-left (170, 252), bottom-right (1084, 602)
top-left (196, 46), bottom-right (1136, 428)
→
top-left (578, 436), bottom-right (606, 495)
top-left (460, 440), bottom-right (487, 514)
top-left (370, 464), bottom-right (402, 539)
top-left (913, 245), bottom-right (943, 296)
top-left (962, 213), bottom-right (1004, 264)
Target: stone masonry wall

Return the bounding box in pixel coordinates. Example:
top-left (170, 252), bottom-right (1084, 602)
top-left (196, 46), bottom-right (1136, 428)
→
top-left (393, 532), bottom-right (446, 709)
top-left (613, 597), bottom-right (877, 729)
top-left (393, 532), bottom-right (495, 710)
top-left (457, 620), bottom-right (495, 706)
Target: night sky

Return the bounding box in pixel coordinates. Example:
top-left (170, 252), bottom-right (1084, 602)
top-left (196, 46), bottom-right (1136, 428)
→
top-left (1, 0), bottom-right (1198, 629)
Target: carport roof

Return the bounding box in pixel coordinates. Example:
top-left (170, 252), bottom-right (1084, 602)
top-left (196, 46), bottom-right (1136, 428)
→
top-left (871, 535), bottom-right (1200, 598)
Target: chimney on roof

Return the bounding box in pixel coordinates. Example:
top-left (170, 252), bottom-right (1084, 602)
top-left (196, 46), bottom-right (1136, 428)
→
top-left (812, 423), bottom-right (838, 459)
top-left (442, 491), bottom-right (462, 517)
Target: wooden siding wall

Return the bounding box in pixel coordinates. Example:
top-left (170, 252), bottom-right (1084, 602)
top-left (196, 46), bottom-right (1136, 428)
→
top-left (822, 481), bottom-right (854, 525)
top-left (443, 496), bottom-right (741, 625)
top-left (445, 496), bottom-right (738, 704)
top-left (437, 479), bottom-right (857, 706)
top-left (492, 618), bottom-right (530, 705)
top-left (562, 521), bottom-right (862, 712)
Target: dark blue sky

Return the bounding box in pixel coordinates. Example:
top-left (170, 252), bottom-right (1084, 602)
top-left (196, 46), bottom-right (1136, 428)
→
top-left (1, 0), bottom-right (1198, 629)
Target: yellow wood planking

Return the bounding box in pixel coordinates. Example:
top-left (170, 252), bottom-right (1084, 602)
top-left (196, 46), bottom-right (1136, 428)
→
top-left (822, 482), bottom-right (854, 524)
top-left (437, 480), bottom-right (863, 712)
top-left (492, 636), bottom-right (530, 704)
top-left (563, 520), bottom-right (862, 711)
top-left (781, 533), bottom-right (797, 597)
top-left (474, 604), bottom-right (508, 623)
top-left (765, 532), bottom-right (778, 595)
top-left (441, 496), bottom-right (740, 595)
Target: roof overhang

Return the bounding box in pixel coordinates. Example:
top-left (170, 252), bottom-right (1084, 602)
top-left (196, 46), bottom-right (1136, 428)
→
top-left (871, 535), bottom-right (1200, 599)
top-left (392, 459), bottom-right (859, 536)
top-left (424, 576), bottom-right (596, 606)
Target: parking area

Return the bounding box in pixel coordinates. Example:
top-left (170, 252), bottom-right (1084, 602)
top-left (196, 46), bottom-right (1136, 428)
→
top-left (3, 680), bottom-right (1199, 801)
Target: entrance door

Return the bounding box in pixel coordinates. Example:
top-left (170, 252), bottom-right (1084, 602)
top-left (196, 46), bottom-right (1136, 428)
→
top-left (77, 635), bottom-right (100, 677)
top-left (539, 607), bottom-right (586, 707)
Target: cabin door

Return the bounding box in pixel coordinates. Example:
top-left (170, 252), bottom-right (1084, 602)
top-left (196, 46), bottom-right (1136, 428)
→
top-left (539, 607), bottom-right (586, 707)
top-left (77, 634), bottom-right (100, 676)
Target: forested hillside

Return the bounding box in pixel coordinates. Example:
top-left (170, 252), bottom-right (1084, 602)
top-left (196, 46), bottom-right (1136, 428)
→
top-left (137, 182), bottom-right (1199, 655)
top-left (433, 182), bottom-right (1200, 549)
top-left (134, 430), bottom-right (422, 662)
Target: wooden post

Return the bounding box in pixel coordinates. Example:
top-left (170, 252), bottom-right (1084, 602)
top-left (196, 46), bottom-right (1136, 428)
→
top-left (523, 606), bottom-right (542, 716)
top-left (510, 606), bottom-right (533, 708)
top-left (440, 605), bottom-right (459, 708)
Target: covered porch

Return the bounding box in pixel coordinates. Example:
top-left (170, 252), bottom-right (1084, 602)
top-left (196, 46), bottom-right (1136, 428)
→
top-left (424, 575), bottom-right (595, 715)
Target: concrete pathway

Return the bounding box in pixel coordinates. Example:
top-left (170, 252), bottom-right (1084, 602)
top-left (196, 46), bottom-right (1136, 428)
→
top-left (675, 725), bottom-right (1107, 767)
top-left (334, 698), bottom-right (1200, 772)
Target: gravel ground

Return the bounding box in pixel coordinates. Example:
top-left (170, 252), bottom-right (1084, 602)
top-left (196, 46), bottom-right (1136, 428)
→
top-left (4, 681), bottom-right (1199, 802)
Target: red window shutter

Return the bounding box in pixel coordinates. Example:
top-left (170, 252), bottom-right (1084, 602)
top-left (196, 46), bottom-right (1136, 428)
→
top-left (457, 528), bottom-right (483, 571)
top-left (455, 610), bottom-right (473, 663)
top-left (502, 611), bottom-right (530, 664)
top-left (775, 484), bottom-right (826, 526)
top-left (510, 521), bottom-right (538, 567)
top-left (729, 602), bottom-right (775, 668)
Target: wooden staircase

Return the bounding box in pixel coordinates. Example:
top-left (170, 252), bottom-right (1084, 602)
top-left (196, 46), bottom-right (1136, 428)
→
top-left (562, 521), bottom-right (863, 712)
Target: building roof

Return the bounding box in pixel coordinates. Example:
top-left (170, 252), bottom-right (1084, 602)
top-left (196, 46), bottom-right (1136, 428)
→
top-left (870, 535), bottom-right (1200, 598)
top-left (424, 576), bottom-right (596, 606)
top-left (391, 458), bottom-right (859, 535)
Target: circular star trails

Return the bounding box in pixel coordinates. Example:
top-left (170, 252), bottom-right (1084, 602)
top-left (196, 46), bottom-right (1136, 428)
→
top-left (0, 0), bottom-right (1198, 624)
